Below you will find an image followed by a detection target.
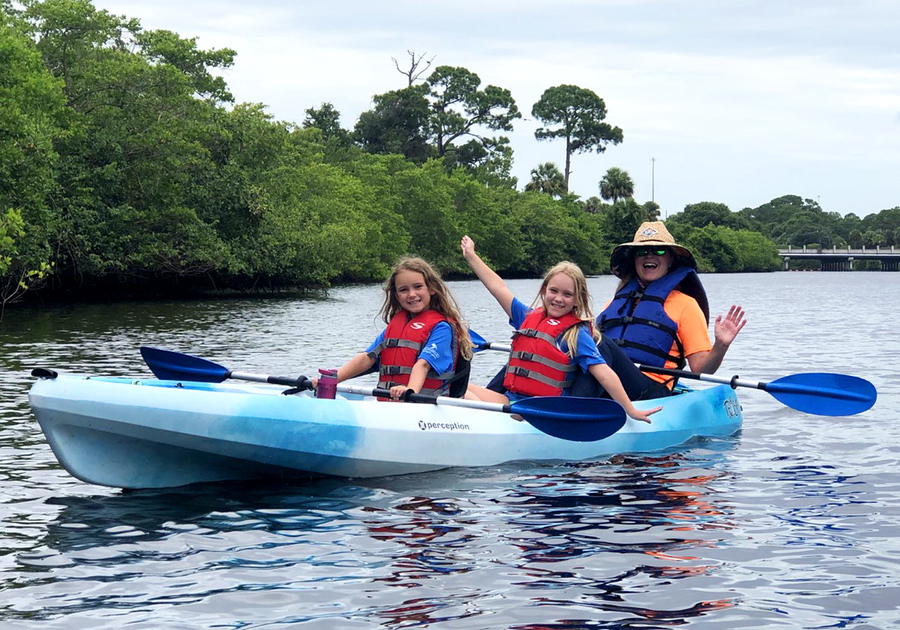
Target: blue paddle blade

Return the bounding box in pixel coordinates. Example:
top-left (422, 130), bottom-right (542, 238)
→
top-left (468, 329), bottom-right (488, 353)
top-left (766, 372), bottom-right (877, 416)
top-left (510, 396), bottom-right (627, 442)
top-left (140, 347), bottom-right (228, 382)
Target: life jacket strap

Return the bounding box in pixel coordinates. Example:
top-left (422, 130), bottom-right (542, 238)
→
top-left (509, 350), bottom-right (576, 373)
top-left (373, 337), bottom-right (422, 354)
top-left (513, 328), bottom-right (560, 347)
top-left (504, 365), bottom-right (572, 390)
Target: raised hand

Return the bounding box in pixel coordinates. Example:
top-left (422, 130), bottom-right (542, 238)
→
top-left (460, 234), bottom-right (476, 261)
top-left (714, 305), bottom-right (746, 347)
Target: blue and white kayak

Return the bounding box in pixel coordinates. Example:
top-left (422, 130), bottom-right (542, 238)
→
top-left (29, 372), bottom-right (743, 489)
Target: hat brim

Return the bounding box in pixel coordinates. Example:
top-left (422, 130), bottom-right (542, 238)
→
top-left (610, 244), bottom-right (697, 278)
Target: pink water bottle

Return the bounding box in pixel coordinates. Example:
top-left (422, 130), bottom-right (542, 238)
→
top-left (316, 368), bottom-right (338, 399)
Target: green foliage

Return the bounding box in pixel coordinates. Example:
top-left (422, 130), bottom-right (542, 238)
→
top-left (598, 198), bottom-right (649, 248)
top-left (502, 193), bottom-right (603, 276)
top-left (532, 84), bottom-right (623, 191)
top-left (250, 161), bottom-right (406, 285)
top-left (355, 66), bottom-right (521, 185)
top-left (859, 207), bottom-right (900, 246)
top-left (354, 85), bottom-right (432, 163)
top-left (425, 65), bottom-right (520, 176)
top-left (737, 195), bottom-right (842, 247)
top-left (524, 162), bottom-right (565, 197)
top-left (137, 28), bottom-right (235, 102)
top-left (3, 0), bottom-right (897, 309)
top-left (641, 200), bottom-right (660, 221)
top-left (0, 208), bottom-right (24, 276)
top-left (598, 166), bottom-right (634, 204)
top-left (671, 223), bottom-right (781, 273)
top-left (668, 201), bottom-right (752, 230)
top-left (0, 12), bottom-right (66, 306)
top-left (303, 102), bottom-right (352, 149)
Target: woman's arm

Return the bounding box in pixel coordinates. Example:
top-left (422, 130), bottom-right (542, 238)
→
top-left (461, 235), bottom-right (515, 317)
top-left (686, 305), bottom-right (746, 374)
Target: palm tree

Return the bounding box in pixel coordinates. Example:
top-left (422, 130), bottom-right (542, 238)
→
top-left (599, 167), bottom-right (635, 204)
top-left (525, 162), bottom-right (566, 197)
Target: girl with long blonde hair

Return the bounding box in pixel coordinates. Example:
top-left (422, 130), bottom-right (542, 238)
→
top-left (461, 235), bottom-right (659, 423)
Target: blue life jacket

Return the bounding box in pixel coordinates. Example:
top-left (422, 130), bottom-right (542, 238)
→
top-left (598, 266), bottom-right (709, 368)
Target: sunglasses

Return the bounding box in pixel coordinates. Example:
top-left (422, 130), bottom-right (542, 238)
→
top-left (634, 247), bottom-right (669, 257)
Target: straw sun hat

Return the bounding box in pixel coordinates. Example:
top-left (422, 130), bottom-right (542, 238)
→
top-left (609, 221), bottom-right (698, 278)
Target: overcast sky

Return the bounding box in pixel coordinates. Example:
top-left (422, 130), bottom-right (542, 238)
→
top-left (93, 0), bottom-right (900, 218)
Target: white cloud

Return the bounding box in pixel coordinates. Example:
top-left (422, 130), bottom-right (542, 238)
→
top-left (90, 0), bottom-right (900, 216)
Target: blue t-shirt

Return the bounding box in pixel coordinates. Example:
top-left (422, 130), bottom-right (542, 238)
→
top-left (508, 297), bottom-right (605, 389)
top-left (367, 320), bottom-right (455, 376)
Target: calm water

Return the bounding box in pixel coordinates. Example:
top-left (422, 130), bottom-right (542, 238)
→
top-left (1, 273), bottom-right (899, 629)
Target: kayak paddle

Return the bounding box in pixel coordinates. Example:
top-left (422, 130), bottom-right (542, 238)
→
top-left (140, 347), bottom-right (627, 442)
top-left (637, 365), bottom-right (876, 416)
top-left (140, 346), bottom-right (312, 387)
top-left (337, 384), bottom-right (625, 442)
top-left (469, 328), bottom-right (510, 353)
top-left (468, 331), bottom-right (877, 416)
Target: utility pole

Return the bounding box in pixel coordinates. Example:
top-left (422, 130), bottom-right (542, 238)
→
top-left (651, 157), bottom-right (655, 203)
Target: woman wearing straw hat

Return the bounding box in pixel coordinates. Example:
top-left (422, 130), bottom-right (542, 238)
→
top-left (594, 221), bottom-right (746, 397)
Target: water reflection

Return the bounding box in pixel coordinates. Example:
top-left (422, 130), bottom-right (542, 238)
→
top-left (32, 480), bottom-right (354, 556)
top-left (491, 453), bottom-right (738, 626)
top-left (14, 449), bottom-right (742, 627)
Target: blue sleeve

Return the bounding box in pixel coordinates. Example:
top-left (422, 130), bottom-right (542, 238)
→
top-left (509, 297), bottom-right (531, 329)
top-left (365, 329), bottom-right (386, 356)
top-left (418, 322), bottom-right (455, 375)
top-left (562, 325), bottom-right (606, 373)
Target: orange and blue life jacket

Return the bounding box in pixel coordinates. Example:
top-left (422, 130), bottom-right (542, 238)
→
top-left (597, 266), bottom-right (707, 368)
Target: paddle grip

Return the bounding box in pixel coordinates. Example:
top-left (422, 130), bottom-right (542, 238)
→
top-left (258, 374), bottom-right (312, 389)
top-left (368, 387), bottom-right (436, 404)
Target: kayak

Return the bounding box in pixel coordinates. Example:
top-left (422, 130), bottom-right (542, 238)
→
top-left (29, 371), bottom-right (743, 489)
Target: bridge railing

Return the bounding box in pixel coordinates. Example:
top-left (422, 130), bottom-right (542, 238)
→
top-left (782, 245), bottom-right (897, 254)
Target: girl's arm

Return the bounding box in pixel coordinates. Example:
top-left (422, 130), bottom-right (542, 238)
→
top-left (461, 235), bottom-right (515, 317)
top-left (336, 352), bottom-right (376, 383)
top-left (390, 358), bottom-right (431, 400)
top-left (313, 351), bottom-right (375, 390)
top-left (587, 363), bottom-right (662, 423)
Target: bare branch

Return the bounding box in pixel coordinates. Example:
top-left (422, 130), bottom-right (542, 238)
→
top-left (392, 50), bottom-right (436, 86)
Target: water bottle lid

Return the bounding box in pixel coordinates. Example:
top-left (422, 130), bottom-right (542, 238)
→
top-left (318, 368), bottom-right (337, 377)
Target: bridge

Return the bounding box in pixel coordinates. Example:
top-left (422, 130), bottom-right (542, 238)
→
top-left (779, 245), bottom-right (900, 271)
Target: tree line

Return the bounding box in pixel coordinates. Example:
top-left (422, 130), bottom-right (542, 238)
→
top-left (2, 1), bottom-right (898, 314)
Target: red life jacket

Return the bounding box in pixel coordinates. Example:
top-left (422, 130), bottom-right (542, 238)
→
top-left (373, 310), bottom-right (457, 396)
top-left (503, 309), bottom-right (584, 397)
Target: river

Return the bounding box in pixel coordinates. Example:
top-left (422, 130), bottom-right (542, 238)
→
top-left (1, 272), bottom-right (898, 628)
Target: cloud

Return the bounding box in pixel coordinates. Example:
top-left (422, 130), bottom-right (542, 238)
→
top-left (92, 0), bottom-right (900, 215)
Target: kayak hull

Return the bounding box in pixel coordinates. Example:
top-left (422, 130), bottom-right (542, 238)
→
top-left (29, 374), bottom-right (743, 489)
